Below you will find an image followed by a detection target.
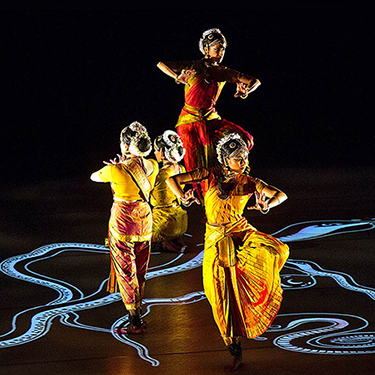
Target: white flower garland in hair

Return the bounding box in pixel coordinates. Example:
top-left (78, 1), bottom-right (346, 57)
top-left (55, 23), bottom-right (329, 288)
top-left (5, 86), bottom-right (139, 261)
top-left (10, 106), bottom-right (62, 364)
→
top-left (126, 121), bottom-right (152, 157)
top-left (165, 146), bottom-right (185, 163)
top-left (128, 121), bottom-right (147, 133)
top-left (199, 28), bottom-right (226, 55)
top-left (162, 130), bottom-right (178, 147)
top-left (216, 133), bottom-right (247, 164)
top-left (162, 130), bottom-right (185, 163)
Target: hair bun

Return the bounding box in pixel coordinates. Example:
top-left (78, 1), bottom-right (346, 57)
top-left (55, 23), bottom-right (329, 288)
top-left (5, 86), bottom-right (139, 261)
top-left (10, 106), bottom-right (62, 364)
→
top-left (157, 130), bottom-right (186, 163)
top-left (120, 121), bottom-right (152, 157)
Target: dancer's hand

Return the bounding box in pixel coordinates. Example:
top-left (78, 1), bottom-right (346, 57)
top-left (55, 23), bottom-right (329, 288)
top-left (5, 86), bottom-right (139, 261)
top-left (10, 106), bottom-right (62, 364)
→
top-left (180, 189), bottom-right (201, 207)
top-left (103, 154), bottom-right (126, 165)
top-left (176, 69), bottom-right (195, 86)
top-left (247, 192), bottom-right (270, 214)
top-left (234, 82), bottom-right (250, 99)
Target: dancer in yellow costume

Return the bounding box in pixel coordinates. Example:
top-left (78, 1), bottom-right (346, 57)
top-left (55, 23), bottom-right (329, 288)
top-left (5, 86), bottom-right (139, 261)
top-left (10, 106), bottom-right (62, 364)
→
top-left (151, 130), bottom-right (188, 252)
top-left (90, 121), bottom-right (158, 334)
top-left (166, 133), bottom-right (289, 371)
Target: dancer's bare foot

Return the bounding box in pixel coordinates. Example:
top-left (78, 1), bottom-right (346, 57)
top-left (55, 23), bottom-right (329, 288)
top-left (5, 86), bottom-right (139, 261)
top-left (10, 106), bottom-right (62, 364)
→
top-left (224, 353), bottom-right (242, 372)
top-left (225, 341), bottom-right (243, 372)
top-left (114, 310), bottom-right (147, 335)
top-left (162, 240), bottom-right (185, 253)
top-left (114, 322), bottom-right (147, 335)
top-left (123, 322), bottom-right (147, 334)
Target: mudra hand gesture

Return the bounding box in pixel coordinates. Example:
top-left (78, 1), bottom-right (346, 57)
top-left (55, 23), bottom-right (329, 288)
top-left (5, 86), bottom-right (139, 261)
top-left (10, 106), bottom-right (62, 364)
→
top-left (103, 154), bottom-right (127, 165)
top-left (234, 82), bottom-right (251, 99)
top-left (247, 192), bottom-right (270, 214)
top-left (180, 188), bottom-right (201, 207)
top-left (176, 69), bottom-right (195, 86)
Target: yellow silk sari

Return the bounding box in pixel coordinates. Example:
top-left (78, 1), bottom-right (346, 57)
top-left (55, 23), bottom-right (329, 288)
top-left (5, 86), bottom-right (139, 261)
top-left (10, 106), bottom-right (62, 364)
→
top-left (150, 164), bottom-right (188, 242)
top-left (190, 168), bottom-right (289, 345)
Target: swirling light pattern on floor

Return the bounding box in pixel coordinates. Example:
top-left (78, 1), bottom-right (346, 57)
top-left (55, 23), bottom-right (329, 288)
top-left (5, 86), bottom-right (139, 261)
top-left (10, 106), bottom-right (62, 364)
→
top-left (0, 219), bottom-right (374, 365)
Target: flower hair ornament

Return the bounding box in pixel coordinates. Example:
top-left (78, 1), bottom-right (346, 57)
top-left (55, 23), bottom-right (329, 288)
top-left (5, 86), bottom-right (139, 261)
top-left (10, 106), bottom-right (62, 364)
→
top-left (163, 130), bottom-right (186, 163)
top-left (216, 133), bottom-right (248, 165)
top-left (121, 121), bottom-right (152, 157)
top-left (156, 130), bottom-right (186, 163)
top-left (199, 28), bottom-right (227, 55)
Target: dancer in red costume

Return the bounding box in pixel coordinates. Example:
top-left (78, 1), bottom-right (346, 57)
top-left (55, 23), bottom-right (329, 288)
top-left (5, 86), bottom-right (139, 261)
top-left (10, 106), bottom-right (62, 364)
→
top-left (157, 28), bottom-right (261, 200)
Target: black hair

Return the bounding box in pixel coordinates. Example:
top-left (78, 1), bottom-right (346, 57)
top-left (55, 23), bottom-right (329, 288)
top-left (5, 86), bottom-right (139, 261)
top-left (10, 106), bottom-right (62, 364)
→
top-left (120, 127), bottom-right (136, 146)
top-left (137, 136), bottom-right (152, 153)
top-left (154, 135), bottom-right (166, 151)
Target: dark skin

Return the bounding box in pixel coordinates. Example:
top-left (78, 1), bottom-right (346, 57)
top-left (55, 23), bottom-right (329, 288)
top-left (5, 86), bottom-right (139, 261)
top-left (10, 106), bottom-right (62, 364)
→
top-left (224, 351), bottom-right (242, 372)
top-left (166, 153), bottom-right (288, 371)
top-left (91, 142), bottom-right (154, 335)
top-left (157, 41), bottom-right (261, 97)
top-left (166, 153), bottom-right (287, 211)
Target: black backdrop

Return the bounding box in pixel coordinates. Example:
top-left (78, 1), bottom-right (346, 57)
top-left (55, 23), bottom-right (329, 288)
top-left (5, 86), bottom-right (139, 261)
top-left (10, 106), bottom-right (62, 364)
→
top-left (1, 7), bottom-right (373, 185)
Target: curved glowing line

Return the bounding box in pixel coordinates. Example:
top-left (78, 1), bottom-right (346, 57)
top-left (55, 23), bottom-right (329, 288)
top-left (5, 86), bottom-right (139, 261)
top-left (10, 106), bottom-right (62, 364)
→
top-left (146, 251), bottom-right (204, 279)
top-left (280, 226), bottom-right (375, 242)
top-left (60, 312), bottom-right (111, 333)
top-left (110, 291), bottom-right (207, 366)
top-left (112, 328), bottom-right (160, 367)
top-left (0, 278), bottom-right (109, 342)
top-left (24, 252), bottom-right (84, 299)
top-left (281, 272), bottom-right (317, 289)
top-left (0, 246), bottom-right (204, 352)
top-left (272, 219), bottom-right (375, 242)
top-left (0, 246), bottom-right (112, 340)
top-left (271, 219), bottom-right (372, 236)
top-left (143, 291), bottom-right (206, 305)
top-left (0, 219), bottom-right (375, 363)
top-left (0, 245), bottom-right (109, 305)
top-left (148, 252), bottom-right (184, 270)
top-left (0, 293), bottom-right (120, 348)
top-left (271, 313), bottom-right (375, 354)
top-left (286, 259), bottom-right (375, 300)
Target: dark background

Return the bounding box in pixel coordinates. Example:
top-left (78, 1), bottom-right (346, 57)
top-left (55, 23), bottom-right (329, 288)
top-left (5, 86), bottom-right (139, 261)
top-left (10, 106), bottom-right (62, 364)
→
top-left (1, 8), bottom-right (375, 375)
top-left (1, 6), bottom-right (374, 186)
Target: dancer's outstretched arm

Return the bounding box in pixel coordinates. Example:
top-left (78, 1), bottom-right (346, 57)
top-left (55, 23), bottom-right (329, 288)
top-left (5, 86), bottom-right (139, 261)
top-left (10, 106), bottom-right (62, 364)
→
top-left (166, 171), bottom-right (200, 207)
top-left (248, 183), bottom-right (287, 213)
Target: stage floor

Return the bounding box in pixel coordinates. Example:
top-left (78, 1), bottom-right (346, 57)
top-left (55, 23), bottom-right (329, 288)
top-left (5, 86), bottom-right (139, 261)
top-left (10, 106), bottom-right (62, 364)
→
top-left (1, 166), bottom-right (375, 375)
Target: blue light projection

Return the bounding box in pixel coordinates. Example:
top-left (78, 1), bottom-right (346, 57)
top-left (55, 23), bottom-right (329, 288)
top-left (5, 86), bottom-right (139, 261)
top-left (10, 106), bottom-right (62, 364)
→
top-left (271, 312), bottom-right (375, 355)
top-left (0, 219), bottom-right (374, 366)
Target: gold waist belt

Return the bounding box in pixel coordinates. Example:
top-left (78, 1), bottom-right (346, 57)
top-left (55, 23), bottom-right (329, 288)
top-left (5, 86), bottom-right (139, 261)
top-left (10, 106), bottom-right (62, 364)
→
top-left (184, 103), bottom-right (215, 117)
top-left (113, 198), bottom-right (144, 203)
top-left (207, 221), bottom-right (231, 227)
top-left (153, 203), bottom-right (179, 210)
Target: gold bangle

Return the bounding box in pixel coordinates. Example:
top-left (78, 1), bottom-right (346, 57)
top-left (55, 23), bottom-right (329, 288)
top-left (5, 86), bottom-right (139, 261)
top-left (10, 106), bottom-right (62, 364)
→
top-left (260, 207), bottom-right (269, 214)
top-left (270, 196), bottom-right (280, 206)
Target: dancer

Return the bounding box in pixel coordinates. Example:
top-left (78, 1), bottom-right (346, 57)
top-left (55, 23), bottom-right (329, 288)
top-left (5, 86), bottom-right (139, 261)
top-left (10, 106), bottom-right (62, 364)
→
top-left (157, 28), bottom-right (261, 199)
top-left (150, 130), bottom-right (188, 253)
top-left (90, 121), bottom-right (159, 334)
top-left (166, 133), bottom-right (289, 371)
